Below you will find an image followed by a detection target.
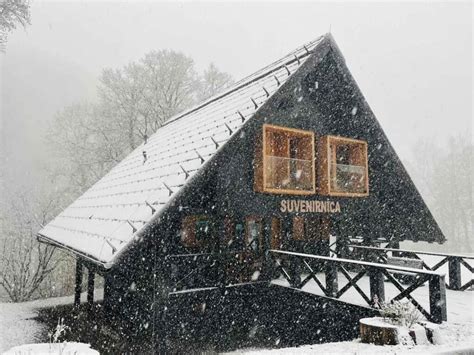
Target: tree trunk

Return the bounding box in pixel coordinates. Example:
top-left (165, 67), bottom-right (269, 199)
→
top-left (360, 318), bottom-right (399, 345)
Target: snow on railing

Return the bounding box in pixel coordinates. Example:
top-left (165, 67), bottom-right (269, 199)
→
top-left (347, 245), bottom-right (474, 291)
top-left (269, 249), bottom-right (447, 324)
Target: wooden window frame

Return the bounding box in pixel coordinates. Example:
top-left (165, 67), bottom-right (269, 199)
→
top-left (318, 135), bottom-right (369, 197)
top-left (181, 215), bottom-right (209, 248)
top-left (256, 124), bottom-right (316, 195)
top-left (270, 218), bottom-right (282, 250)
top-left (292, 216), bottom-right (306, 241)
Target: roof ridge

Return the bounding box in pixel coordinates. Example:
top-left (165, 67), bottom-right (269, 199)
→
top-left (161, 35), bottom-right (325, 128)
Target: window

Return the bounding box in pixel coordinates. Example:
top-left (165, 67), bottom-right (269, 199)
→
top-left (195, 219), bottom-right (210, 243)
top-left (319, 136), bottom-right (368, 196)
top-left (246, 217), bottom-right (263, 252)
top-left (255, 124), bottom-right (315, 195)
top-left (181, 216), bottom-right (210, 248)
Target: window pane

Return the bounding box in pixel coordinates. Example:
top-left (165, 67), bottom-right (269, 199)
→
top-left (331, 163), bottom-right (367, 193)
top-left (247, 220), bottom-right (260, 251)
top-left (265, 155), bottom-right (313, 190)
top-left (328, 138), bottom-right (368, 195)
top-left (262, 125), bottom-right (315, 193)
top-left (195, 219), bottom-right (209, 243)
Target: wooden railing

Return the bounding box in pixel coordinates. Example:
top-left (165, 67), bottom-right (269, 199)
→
top-left (269, 250), bottom-right (447, 323)
top-left (347, 245), bottom-right (474, 291)
top-left (162, 247), bottom-right (451, 324)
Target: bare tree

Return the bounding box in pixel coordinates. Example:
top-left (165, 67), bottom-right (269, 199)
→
top-left (99, 50), bottom-right (199, 150)
top-left (0, 0), bottom-right (30, 51)
top-left (141, 50), bottom-right (198, 130)
top-left (197, 63), bottom-right (234, 102)
top-left (0, 235), bottom-right (61, 302)
top-left (0, 188), bottom-right (66, 302)
top-left (47, 102), bottom-right (125, 194)
top-left (99, 63), bottom-right (147, 150)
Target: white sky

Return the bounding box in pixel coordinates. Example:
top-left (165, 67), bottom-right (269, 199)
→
top-left (0, 1), bottom-right (472, 180)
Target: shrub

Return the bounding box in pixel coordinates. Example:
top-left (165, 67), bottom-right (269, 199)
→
top-left (379, 300), bottom-right (421, 328)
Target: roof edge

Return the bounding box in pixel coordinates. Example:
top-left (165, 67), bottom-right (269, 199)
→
top-left (37, 233), bottom-right (109, 270)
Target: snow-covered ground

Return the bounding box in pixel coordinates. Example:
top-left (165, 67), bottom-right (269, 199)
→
top-left (230, 321), bottom-right (474, 354)
top-left (0, 290), bottom-right (103, 353)
top-left (3, 342), bottom-right (99, 355)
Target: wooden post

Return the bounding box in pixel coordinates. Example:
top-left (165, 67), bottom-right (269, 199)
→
top-left (103, 272), bottom-right (112, 315)
top-left (429, 274), bottom-right (447, 323)
top-left (336, 235), bottom-right (348, 259)
top-left (325, 260), bottom-right (338, 297)
top-left (448, 257), bottom-right (462, 290)
top-left (74, 259), bottom-right (83, 307)
top-left (288, 258), bottom-right (301, 288)
top-left (391, 240), bottom-right (401, 257)
top-left (87, 269), bottom-right (95, 306)
top-left (369, 267), bottom-right (385, 304)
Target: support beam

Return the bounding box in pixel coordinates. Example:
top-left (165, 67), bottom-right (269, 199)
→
top-left (87, 269), bottom-right (95, 306)
top-left (369, 267), bottom-right (385, 304)
top-left (103, 272), bottom-right (113, 315)
top-left (390, 240), bottom-right (401, 257)
top-left (429, 274), bottom-right (447, 323)
top-left (325, 261), bottom-right (338, 297)
top-left (336, 235), bottom-right (349, 259)
top-left (74, 259), bottom-right (83, 307)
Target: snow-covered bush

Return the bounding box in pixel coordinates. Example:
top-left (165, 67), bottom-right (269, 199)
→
top-left (379, 300), bottom-right (421, 328)
top-left (49, 318), bottom-right (70, 344)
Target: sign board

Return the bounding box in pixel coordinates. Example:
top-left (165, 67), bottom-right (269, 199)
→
top-left (280, 199), bottom-right (341, 213)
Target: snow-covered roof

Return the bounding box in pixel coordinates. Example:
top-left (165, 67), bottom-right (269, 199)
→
top-left (38, 35), bottom-right (325, 266)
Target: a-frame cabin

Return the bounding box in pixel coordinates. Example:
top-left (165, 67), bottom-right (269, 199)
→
top-left (38, 33), bottom-right (445, 351)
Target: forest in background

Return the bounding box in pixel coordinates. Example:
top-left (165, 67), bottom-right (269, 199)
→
top-left (402, 136), bottom-right (472, 254)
